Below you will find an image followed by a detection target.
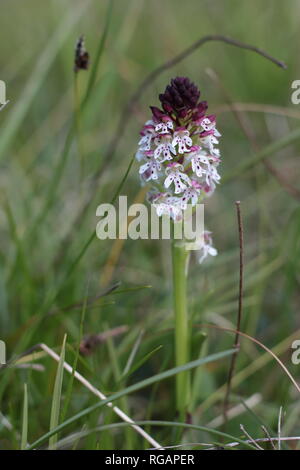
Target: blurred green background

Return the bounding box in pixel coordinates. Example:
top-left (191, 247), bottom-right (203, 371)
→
top-left (0, 0), bottom-right (300, 450)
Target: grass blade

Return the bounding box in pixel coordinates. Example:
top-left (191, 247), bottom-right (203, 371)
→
top-left (122, 329), bottom-right (144, 378)
top-left (82, 0), bottom-right (114, 107)
top-left (55, 420), bottom-right (257, 450)
top-left (120, 345), bottom-right (163, 383)
top-left (20, 383), bottom-right (28, 450)
top-left (48, 335), bottom-right (67, 450)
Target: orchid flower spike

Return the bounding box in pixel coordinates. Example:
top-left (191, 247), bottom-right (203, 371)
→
top-left (136, 77), bottom-right (220, 263)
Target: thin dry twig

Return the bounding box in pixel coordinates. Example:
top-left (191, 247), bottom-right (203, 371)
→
top-left (207, 393), bottom-right (261, 429)
top-left (223, 202), bottom-right (244, 424)
top-left (261, 425), bottom-right (276, 450)
top-left (240, 424), bottom-right (264, 450)
top-left (197, 324), bottom-right (300, 395)
top-left (150, 435), bottom-right (300, 450)
top-left (58, 426), bottom-right (300, 451)
top-left (17, 342), bottom-right (162, 449)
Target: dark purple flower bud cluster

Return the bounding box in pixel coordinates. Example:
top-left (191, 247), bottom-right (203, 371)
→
top-left (74, 35), bottom-right (90, 73)
top-left (159, 77), bottom-right (199, 112)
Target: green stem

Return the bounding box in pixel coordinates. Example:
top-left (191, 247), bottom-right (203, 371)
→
top-left (74, 73), bottom-right (85, 180)
top-left (171, 239), bottom-right (190, 414)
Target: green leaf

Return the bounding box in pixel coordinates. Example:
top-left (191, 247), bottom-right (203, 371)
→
top-left (48, 335), bottom-right (67, 450)
top-left (120, 345), bottom-right (163, 383)
top-left (20, 383), bottom-right (28, 450)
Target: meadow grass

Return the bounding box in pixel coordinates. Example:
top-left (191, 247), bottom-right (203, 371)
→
top-left (0, 0), bottom-right (300, 450)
